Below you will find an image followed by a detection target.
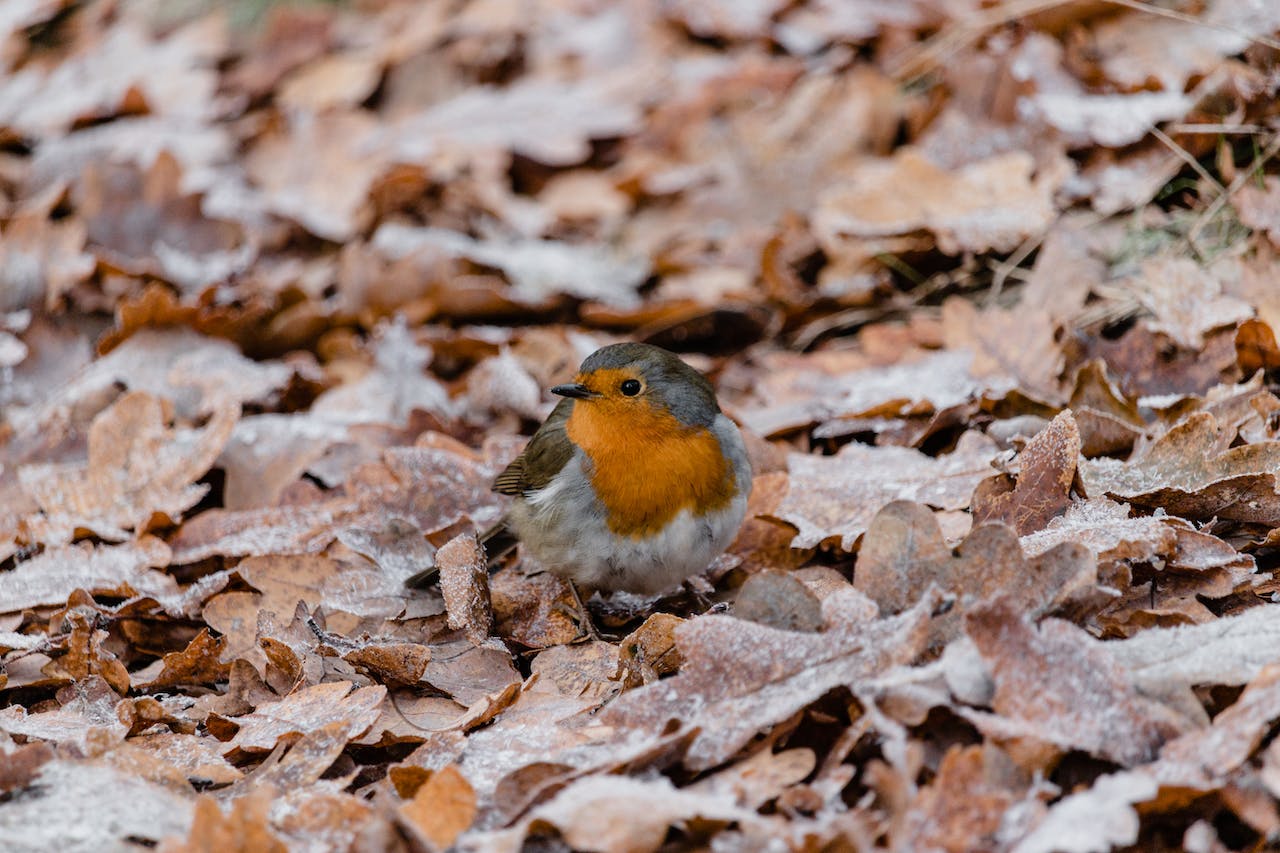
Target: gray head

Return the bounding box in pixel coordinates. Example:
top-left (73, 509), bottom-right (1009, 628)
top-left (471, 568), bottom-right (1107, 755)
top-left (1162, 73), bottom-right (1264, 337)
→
top-left (551, 342), bottom-right (721, 427)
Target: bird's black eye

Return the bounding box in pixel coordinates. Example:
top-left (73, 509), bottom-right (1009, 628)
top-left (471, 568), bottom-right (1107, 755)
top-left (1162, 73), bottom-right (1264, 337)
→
top-left (620, 379), bottom-right (642, 397)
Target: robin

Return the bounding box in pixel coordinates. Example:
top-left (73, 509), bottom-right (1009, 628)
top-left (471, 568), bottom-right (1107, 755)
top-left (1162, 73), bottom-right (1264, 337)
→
top-left (407, 342), bottom-right (752, 603)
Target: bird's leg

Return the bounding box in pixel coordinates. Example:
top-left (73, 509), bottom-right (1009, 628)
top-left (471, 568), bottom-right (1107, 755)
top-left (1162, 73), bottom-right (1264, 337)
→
top-left (682, 576), bottom-right (725, 614)
top-left (554, 581), bottom-right (604, 643)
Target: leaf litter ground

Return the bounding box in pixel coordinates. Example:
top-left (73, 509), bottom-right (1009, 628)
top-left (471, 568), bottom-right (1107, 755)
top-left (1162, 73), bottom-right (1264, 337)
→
top-left (7, 1), bottom-right (1280, 851)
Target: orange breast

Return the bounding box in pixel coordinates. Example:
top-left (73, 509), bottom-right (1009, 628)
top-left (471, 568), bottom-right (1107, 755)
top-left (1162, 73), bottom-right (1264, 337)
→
top-left (566, 398), bottom-right (736, 538)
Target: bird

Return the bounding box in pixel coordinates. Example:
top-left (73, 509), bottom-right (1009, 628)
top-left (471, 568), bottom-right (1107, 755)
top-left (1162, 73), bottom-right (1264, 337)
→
top-left (406, 342), bottom-right (752, 605)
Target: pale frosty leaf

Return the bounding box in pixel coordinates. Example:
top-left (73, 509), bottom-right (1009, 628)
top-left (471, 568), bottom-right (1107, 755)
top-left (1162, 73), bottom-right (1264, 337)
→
top-left (1092, 0), bottom-right (1280, 92)
top-left (1011, 771), bottom-right (1156, 853)
top-left (0, 760), bottom-right (193, 852)
top-left (490, 775), bottom-right (751, 853)
top-left (1080, 412), bottom-right (1280, 524)
top-left (379, 77), bottom-right (643, 168)
top-left (1009, 33), bottom-right (1191, 148)
top-left (309, 317), bottom-right (454, 423)
top-left (777, 431), bottom-right (997, 549)
top-left (0, 16), bottom-right (223, 139)
top-left (604, 588), bottom-right (936, 770)
top-left (1124, 256), bottom-right (1254, 349)
top-left (814, 149), bottom-right (1061, 254)
top-left (0, 537), bottom-right (174, 613)
top-left (372, 223), bottom-right (649, 309)
top-left (0, 682), bottom-right (127, 750)
top-left (1019, 498), bottom-right (1174, 562)
top-left (962, 599), bottom-right (1190, 767)
top-left (243, 110), bottom-right (386, 243)
top-left (1148, 665), bottom-right (1280, 789)
top-left (1020, 498), bottom-right (1249, 574)
top-left (5, 328), bottom-right (291, 444)
top-left (223, 681), bottom-right (386, 754)
top-left (1022, 90), bottom-right (1192, 149)
top-left (739, 349), bottom-right (1009, 438)
top-left (1107, 604), bottom-right (1280, 698)
top-left (19, 390), bottom-right (239, 545)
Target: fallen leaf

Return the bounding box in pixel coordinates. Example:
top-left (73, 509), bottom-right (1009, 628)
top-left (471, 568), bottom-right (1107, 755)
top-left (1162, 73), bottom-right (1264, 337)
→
top-left (894, 745), bottom-right (1016, 853)
top-left (372, 223), bottom-right (649, 309)
top-left (437, 532), bottom-right (492, 645)
top-left (158, 786), bottom-right (286, 853)
top-left (776, 431), bottom-right (998, 549)
top-left (732, 570), bottom-right (823, 633)
top-left (856, 501), bottom-right (1096, 644)
top-left (220, 681), bottom-right (385, 755)
top-left (20, 390), bottom-right (238, 545)
top-left (0, 536), bottom-right (173, 613)
top-left (501, 774), bottom-right (749, 853)
top-left (1081, 412), bottom-right (1280, 524)
top-left (1011, 771), bottom-right (1156, 853)
top-left (0, 760), bottom-right (193, 850)
top-left (971, 410), bottom-right (1080, 535)
top-left (962, 598), bottom-right (1190, 769)
top-left (398, 764), bottom-right (477, 850)
top-left (605, 588), bottom-right (936, 770)
top-left (815, 149), bottom-right (1063, 254)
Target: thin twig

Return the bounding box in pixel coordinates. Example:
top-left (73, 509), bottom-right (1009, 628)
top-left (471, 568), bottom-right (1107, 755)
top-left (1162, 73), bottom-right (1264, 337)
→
top-left (1187, 131), bottom-right (1280, 247)
top-left (1099, 0), bottom-right (1280, 52)
top-left (1149, 124), bottom-right (1226, 196)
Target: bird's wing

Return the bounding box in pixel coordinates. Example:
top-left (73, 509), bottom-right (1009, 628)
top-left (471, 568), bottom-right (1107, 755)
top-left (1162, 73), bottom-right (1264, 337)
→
top-left (492, 398), bottom-right (575, 495)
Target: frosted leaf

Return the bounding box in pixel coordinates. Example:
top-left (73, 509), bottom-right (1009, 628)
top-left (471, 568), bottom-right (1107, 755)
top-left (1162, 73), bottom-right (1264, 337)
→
top-left (1011, 771), bottom-right (1155, 853)
top-left (777, 431), bottom-right (998, 549)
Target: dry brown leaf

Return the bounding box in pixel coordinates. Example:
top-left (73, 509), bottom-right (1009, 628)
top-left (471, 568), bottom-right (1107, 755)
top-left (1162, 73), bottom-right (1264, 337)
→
top-left (1081, 412), bottom-right (1280, 524)
top-left (0, 209), bottom-right (95, 312)
top-left (491, 568), bottom-right (582, 649)
top-left (732, 570), bottom-right (823, 633)
top-left (20, 390), bottom-right (238, 545)
top-left (604, 588), bottom-right (935, 770)
top-left (139, 628), bottom-right (230, 690)
top-left (220, 681), bottom-right (385, 755)
top-left (615, 613), bottom-right (684, 688)
top-left (398, 764), bottom-right (477, 850)
top-left (41, 614), bottom-right (130, 695)
top-left (942, 297), bottom-right (1064, 403)
top-left (894, 745), bottom-right (1016, 853)
top-left (159, 787), bottom-right (287, 853)
top-left (776, 431), bottom-right (998, 549)
top-left (962, 598), bottom-right (1191, 769)
top-left (857, 501), bottom-right (1095, 632)
top-left (76, 153), bottom-right (254, 292)
top-left (971, 410), bottom-right (1080, 535)
top-left (815, 149), bottom-right (1062, 254)
top-left (437, 532), bottom-right (493, 645)
top-left (0, 536), bottom-right (173, 613)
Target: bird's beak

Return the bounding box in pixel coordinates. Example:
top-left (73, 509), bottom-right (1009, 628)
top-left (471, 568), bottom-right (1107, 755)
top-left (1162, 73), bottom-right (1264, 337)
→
top-left (551, 383), bottom-right (598, 400)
